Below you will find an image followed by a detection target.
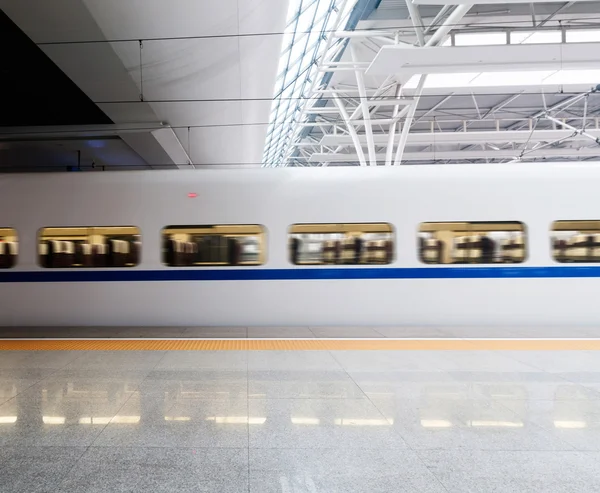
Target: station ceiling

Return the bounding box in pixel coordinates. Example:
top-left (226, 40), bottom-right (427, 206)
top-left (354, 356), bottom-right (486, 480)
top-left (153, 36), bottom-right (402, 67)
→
top-left (1, 0), bottom-right (600, 171)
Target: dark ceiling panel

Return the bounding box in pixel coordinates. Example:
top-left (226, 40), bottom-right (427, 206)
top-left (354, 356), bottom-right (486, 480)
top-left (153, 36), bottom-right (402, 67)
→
top-left (0, 8), bottom-right (113, 127)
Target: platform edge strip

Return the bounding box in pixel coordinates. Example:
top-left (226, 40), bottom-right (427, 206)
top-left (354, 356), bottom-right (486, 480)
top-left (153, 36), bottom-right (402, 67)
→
top-left (0, 339), bottom-right (600, 350)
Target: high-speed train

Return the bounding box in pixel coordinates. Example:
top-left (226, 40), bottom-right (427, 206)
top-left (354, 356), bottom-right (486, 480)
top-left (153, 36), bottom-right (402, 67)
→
top-left (0, 163), bottom-right (599, 327)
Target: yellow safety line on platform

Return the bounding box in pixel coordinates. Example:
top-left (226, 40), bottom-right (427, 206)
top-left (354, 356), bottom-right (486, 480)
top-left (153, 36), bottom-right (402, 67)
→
top-left (1, 339), bottom-right (600, 351)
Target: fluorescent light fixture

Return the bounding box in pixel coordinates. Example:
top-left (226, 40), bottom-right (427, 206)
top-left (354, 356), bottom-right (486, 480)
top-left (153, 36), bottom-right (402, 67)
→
top-left (79, 417), bottom-right (112, 425)
top-left (447, 30), bottom-right (571, 47)
top-left (0, 416), bottom-right (17, 424)
top-left (420, 419), bottom-right (453, 428)
top-left (369, 42), bottom-right (600, 79)
top-left (545, 69), bottom-right (600, 85)
top-left (469, 420), bottom-right (524, 428)
top-left (334, 418), bottom-right (392, 426)
top-left (165, 417), bottom-right (191, 422)
top-left (79, 416), bottom-right (141, 424)
top-left (291, 417), bottom-right (321, 425)
top-left (404, 68), bottom-right (600, 90)
top-left (469, 70), bottom-right (555, 87)
top-left (406, 72), bottom-right (480, 88)
top-left (514, 31), bottom-right (562, 45)
top-left (111, 416), bottom-right (141, 424)
top-left (567, 30), bottom-right (600, 43)
top-left (554, 420), bottom-right (587, 429)
top-left (206, 416), bottom-right (267, 425)
top-left (454, 32), bottom-right (507, 46)
top-left (43, 416), bottom-right (66, 425)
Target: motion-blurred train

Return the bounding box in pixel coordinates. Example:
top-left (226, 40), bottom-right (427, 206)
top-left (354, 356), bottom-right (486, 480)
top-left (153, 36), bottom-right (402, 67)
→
top-left (0, 163), bottom-right (599, 327)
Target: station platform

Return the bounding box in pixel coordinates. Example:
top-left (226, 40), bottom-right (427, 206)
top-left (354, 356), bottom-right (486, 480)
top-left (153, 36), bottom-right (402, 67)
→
top-left (1, 326), bottom-right (600, 492)
top-left (3, 324), bottom-right (600, 339)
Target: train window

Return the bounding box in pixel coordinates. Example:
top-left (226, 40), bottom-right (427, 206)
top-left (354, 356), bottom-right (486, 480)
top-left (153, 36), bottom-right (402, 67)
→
top-left (551, 220), bottom-right (600, 263)
top-left (418, 222), bottom-right (526, 264)
top-left (161, 225), bottom-right (265, 266)
top-left (38, 226), bottom-right (141, 268)
top-left (288, 223), bottom-right (394, 265)
top-left (0, 228), bottom-right (18, 269)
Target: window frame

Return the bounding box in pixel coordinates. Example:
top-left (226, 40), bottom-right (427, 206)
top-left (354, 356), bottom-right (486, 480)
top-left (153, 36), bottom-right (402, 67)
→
top-left (161, 224), bottom-right (267, 267)
top-left (551, 220), bottom-right (600, 264)
top-left (0, 227), bottom-right (18, 269)
top-left (288, 222), bottom-right (395, 266)
top-left (417, 221), bottom-right (527, 265)
top-left (37, 226), bottom-right (142, 269)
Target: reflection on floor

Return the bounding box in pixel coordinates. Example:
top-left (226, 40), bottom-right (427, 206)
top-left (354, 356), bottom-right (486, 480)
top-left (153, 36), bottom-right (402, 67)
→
top-left (2, 345), bottom-right (600, 491)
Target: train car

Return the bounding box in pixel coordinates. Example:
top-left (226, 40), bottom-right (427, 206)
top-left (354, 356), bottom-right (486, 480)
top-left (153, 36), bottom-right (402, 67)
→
top-left (0, 163), bottom-right (599, 327)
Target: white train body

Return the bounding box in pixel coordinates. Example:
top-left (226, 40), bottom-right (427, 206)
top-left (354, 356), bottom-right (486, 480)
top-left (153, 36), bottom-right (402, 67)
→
top-left (0, 164), bottom-right (599, 327)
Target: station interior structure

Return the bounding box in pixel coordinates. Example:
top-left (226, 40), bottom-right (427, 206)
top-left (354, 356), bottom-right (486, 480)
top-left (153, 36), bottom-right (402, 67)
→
top-left (3, 0), bottom-right (600, 491)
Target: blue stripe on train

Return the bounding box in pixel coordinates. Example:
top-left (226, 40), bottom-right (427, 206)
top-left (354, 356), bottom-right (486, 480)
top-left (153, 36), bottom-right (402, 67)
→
top-left (0, 266), bottom-right (600, 282)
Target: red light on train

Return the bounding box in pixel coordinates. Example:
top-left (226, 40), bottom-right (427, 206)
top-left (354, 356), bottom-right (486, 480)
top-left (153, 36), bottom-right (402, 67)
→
top-left (188, 193), bottom-right (198, 198)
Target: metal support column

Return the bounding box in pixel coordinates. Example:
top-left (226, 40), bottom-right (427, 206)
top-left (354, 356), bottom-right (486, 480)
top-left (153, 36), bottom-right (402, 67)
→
top-left (350, 42), bottom-right (377, 166)
top-left (333, 94), bottom-right (368, 165)
top-left (393, 3), bottom-right (472, 165)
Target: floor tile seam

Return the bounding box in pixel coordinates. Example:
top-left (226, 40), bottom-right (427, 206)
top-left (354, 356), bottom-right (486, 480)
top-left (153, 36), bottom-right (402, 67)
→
top-left (246, 445), bottom-right (415, 450)
top-left (575, 383), bottom-right (600, 398)
top-left (440, 381), bottom-right (568, 397)
top-left (246, 396), bottom-right (371, 400)
top-left (465, 396), bottom-right (600, 403)
top-left (82, 350), bottom-right (170, 449)
top-left (407, 448), bottom-right (452, 493)
top-left (246, 343), bottom-right (251, 493)
top-left (83, 445), bottom-right (249, 450)
top-left (474, 394), bottom-right (548, 426)
top-left (248, 368), bottom-right (361, 375)
top-left (414, 448), bottom-right (587, 457)
top-left (475, 405), bottom-right (592, 453)
top-left (0, 351), bottom-right (89, 409)
top-left (1, 444), bottom-right (91, 452)
top-left (551, 372), bottom-right (600, 397)
top-left (546, 437), bottom-right (597, 453)
top-left (471, 349), bottom-right (551, 372)
top-left (48, 445), bottom-right (92, 491)
top-left (500, 351), bottom-right (569, 373)
top-left (581, 450), bottom-right (600, 457)
top-left (371, 327), bottom-right (387, 338)
top-left (327, 350), bottom-right (415, 451)
top-left (451, 412), bottom-right (579, 452)
top-left (36, 444), bottom-right (586, 452)
top-left (325, 348), bottom-right (355, 372)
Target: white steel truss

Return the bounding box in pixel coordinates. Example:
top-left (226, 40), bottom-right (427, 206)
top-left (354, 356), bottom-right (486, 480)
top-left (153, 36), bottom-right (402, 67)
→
top-left (265, 0), bottom-right (600, 167)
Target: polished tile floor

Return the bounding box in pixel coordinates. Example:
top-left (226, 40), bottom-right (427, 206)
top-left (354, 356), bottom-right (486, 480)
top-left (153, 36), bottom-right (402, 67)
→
top-left (2, 329), bottom-right (600, 491)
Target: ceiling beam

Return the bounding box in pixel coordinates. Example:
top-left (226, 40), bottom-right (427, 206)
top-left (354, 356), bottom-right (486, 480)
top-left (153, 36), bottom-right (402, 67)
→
top-left (309, 147), bottom-right (600, 162)
top-left (367, 42), bottom-right (600, 78)
top-left (318, 129), bottom-right (600, 146)
top-left (413, 0), bottom-right (597, 5)
top-left (150, 128), bottom-right (193, 169)
top-left (0, 123), bottom-right (166, 141)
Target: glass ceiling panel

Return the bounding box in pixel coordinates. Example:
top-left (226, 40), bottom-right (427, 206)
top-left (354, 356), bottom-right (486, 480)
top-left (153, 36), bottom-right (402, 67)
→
top-left (262, 0), bottom-right (358, 167)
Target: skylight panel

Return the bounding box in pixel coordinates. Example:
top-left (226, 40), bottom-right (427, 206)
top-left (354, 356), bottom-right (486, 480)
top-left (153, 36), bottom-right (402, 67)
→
top-left (263, 0), bottom-right (357, 167)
